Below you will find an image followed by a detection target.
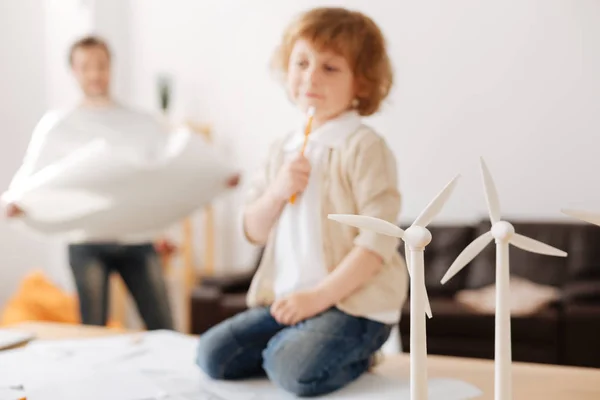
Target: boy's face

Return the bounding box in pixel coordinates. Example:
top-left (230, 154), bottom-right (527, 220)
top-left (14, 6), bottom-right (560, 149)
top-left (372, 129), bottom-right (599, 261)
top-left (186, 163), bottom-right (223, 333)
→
top-left (70, 46), bottom-right (111, 99)
top-left (286, 38), bottom-right (355, 123)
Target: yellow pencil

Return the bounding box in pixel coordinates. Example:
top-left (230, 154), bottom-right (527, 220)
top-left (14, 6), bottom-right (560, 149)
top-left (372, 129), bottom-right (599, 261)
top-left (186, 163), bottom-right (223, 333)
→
top-left (290, 107), bottom-right (315, 204)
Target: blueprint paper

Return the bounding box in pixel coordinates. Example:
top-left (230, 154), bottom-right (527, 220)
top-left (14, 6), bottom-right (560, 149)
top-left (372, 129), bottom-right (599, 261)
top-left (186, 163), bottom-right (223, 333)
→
top-left (3, 128), bottom-right (237, 238)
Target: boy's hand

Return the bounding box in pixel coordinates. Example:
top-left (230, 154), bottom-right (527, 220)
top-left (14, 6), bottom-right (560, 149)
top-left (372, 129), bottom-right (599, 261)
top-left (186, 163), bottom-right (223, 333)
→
top-left (270, 289), bottom-right (330, 325)
top-left (270, 153), bottom-right (311, 202)
top-left (4, 203), bottom-right (25, 218)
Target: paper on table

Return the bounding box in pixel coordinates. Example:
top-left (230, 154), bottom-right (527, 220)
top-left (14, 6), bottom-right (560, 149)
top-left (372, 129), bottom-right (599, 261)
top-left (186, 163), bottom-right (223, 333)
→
top-left (24, 333), bottom-right (148, 373)
top-left (5, 128), bottom-right (237, 238)
top-left (19, 333), bottom-right (254, 400)
top-left (0, 348), bottom-right (29, 388)
top-left (0, 388), bottom-right (24, 400)
top-left (26, 369), bottom-right (164, 400)
top-left (2, 332), bottom-right (482, 400)
top-left (127, 329), bottom-right (199, 371)
top-left (0, 328), bottom-right (35, 350)
top-left (24, 330), bottom-right (200, 376)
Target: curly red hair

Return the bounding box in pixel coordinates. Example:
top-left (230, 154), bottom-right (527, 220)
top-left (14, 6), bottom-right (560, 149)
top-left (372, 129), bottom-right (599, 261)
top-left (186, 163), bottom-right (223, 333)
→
top-left (271, 7), bottom-right (393, 116)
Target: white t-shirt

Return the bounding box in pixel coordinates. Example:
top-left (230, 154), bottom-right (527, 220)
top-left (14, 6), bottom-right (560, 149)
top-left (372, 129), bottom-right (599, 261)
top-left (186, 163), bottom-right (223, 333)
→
top-left (9, 103), bottom-right (169, 244)
top-left (273, 111), bottom-right (361, 298)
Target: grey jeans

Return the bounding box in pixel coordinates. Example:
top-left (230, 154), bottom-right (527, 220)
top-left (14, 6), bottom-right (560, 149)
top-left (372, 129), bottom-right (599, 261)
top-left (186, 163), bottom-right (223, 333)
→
top-left (68, 243), bottom-right (173, 330)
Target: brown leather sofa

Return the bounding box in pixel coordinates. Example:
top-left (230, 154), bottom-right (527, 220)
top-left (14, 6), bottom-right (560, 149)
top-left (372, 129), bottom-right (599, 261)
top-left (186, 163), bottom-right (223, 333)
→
top-left (190, 248), bottom-right (263, 335)
top-left (190, 220), bottom-right (600, 368)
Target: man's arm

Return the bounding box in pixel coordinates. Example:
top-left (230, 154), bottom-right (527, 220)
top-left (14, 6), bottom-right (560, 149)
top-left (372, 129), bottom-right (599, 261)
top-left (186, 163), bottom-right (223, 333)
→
top-left (8, 111), bottom-right (61, 191)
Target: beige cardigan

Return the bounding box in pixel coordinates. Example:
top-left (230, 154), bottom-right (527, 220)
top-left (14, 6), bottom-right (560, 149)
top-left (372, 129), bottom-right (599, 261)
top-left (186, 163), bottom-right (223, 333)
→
top-left (243, 124), bottom-right (408, 321)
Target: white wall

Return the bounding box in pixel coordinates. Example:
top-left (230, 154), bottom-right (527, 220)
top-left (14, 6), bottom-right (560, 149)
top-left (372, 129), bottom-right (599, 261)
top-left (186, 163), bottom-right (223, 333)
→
top-left (91, 0), bottom-right (134, 104)
top-left (0, 0), bottom-right (69, 308)
top-left (125, 0), bottom-right (600, 272)
top-left (44, 0), bottom-right (133, 108)
top-left (44, 0), bottom-right (94, 109)
top-left (1, 0), bottom-right (597, 312)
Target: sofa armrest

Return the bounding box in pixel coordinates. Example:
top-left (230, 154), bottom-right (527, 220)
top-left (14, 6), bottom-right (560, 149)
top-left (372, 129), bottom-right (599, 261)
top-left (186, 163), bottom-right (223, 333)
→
top-left (190, 285), bottom-right (223, 334)
top-left (198, 270), bottom-right (254, 293)
top-left (562, 280), bottom-right (600, 304)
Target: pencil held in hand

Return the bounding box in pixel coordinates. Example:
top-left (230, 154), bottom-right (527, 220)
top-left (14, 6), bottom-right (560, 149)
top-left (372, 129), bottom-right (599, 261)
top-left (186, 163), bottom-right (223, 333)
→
top-left (290, 107), bottom-right (315, 204)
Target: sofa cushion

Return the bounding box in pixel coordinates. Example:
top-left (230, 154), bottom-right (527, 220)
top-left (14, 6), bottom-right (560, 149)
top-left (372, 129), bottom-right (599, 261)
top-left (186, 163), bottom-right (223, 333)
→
top-left (455, 276), bottom-right (560, 316)
top-left (465, 220), bottom-right (573, 289)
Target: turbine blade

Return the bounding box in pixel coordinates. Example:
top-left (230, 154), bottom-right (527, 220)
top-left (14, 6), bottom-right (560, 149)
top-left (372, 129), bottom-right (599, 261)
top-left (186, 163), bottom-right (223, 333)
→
top-left (561, 208), bottom-right (600, 228)
top-left (510, 233), bottom-right (567, 257)
top-left (424, 285), bottom-right (433, 319)
top-left (407, 246), bottom-right (433, 318)
top-left (327, 214), bottom-right (404, 238)
top-left (413, 174), bottom-right (461, 228)
top-left (480, 157), bottom-right (501, 224)
top-left (441, 231), bottom-right (493, 284)
top-left (404, 242), bottom-right (411, 278)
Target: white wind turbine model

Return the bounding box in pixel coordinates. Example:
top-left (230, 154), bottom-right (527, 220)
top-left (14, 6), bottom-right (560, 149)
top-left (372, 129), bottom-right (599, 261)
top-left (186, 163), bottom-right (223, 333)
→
top-left (561, 208), bottom-right (600, 228)
top-left (440, 158), bottom-right (567, 400)
top-left (328, 174), bottom-right (461, 400)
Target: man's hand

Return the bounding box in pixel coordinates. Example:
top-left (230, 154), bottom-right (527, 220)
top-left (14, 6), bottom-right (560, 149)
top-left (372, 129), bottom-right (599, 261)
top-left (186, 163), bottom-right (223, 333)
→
top-left (270, 289), bottom-right (331, 326)
top-left (4, 203), bottom-right (24, 219)
top-left (154, 238), bottom-right (177, 257)
top-left (226, 173), bottom-right (241, 188)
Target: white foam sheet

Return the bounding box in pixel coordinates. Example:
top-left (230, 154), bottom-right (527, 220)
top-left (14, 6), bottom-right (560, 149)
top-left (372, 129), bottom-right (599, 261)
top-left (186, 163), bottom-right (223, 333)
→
top-left (196, 373), bottom-right (482, 400)
top-left (2, 129), bottom-right (237, 238)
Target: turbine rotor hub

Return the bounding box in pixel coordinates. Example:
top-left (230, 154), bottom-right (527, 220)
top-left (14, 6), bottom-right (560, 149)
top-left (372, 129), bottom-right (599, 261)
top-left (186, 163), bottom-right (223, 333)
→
top-left (404, 226), bottom-right (432, 249)
top-left (491, 221), bottom-right (515, 242)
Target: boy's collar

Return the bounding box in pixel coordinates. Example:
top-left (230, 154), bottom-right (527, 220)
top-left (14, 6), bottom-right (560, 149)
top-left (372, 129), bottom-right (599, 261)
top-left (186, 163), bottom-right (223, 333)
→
top-left (283, 110), bottom-right (361, 151)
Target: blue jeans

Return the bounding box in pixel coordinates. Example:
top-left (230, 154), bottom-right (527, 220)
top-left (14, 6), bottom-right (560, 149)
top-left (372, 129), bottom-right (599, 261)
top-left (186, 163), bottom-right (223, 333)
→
top-left (68, 243), bottom-right (173, 330)
top-left (196, 307), bottom-right (391, 397)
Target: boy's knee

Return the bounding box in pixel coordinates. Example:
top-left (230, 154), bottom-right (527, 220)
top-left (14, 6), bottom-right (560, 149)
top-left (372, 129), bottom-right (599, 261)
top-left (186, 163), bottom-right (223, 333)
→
top-left (273, 378), bottom-right (320, 397)
top-left (195, 340), bottom-right (226, 379)
top-left (263, 345), bottom-right (324, 397)
top-left (264, 364), bottom-right (320, 397)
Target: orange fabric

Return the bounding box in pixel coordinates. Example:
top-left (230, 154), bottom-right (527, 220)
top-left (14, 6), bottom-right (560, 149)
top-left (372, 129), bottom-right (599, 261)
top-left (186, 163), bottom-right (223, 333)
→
top-left (1, 270), bottom-right (122, 328)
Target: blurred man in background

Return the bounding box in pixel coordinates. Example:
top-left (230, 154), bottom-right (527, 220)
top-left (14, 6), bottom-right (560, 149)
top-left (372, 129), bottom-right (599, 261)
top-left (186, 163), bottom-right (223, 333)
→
top-left (4, 36), bottom-right (184, 329)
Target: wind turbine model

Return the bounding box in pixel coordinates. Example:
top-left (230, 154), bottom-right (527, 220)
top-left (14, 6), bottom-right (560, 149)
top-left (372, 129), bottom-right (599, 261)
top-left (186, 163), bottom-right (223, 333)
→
top-left (561, 208), bottom-right (600, 227)
top-left (440, 158), bottom-right (567, 400)
top-left (329, 174), bottom-right (460, 400)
